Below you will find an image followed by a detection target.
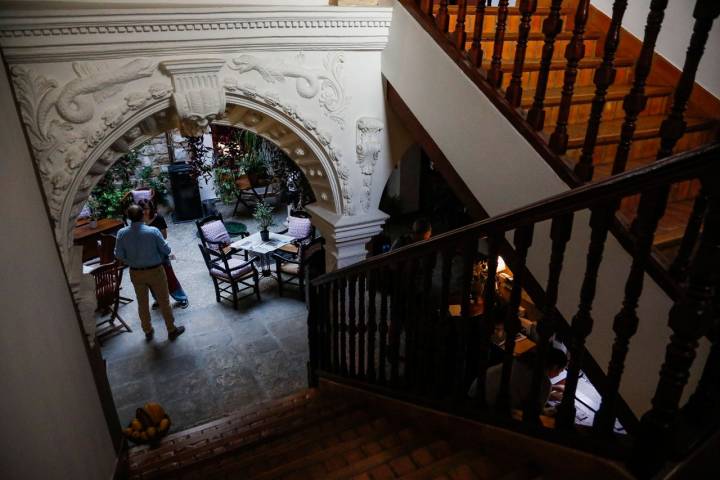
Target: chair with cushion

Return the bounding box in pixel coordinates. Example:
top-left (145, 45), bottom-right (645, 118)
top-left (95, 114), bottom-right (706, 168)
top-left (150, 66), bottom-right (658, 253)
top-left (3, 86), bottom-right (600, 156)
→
top-left (272, 237), bottom-right (325, 299)
top-left (121, 188), bottom-right (156, 224)
top-left (198, 243), bottom-right (261, 309)
top-left (196, 213), bottom-right (249, 259)
top-left (92, 261), bottom-right (132, 341)
top-left (276, 212), bottom-right (315, 259)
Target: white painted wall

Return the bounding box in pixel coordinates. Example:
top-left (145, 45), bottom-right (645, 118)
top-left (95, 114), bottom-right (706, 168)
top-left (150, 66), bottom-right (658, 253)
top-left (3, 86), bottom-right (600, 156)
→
top-left (382, 3), bottom-right (709, 416)
top-left (592, 0), bottom-right (720, 98)
top-left (0, 62), bottom-right (116, 480)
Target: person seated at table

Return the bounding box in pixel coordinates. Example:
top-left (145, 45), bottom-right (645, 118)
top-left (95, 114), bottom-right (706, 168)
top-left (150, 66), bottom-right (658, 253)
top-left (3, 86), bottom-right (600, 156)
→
top-left (468, 346), bottom-right (567, 414)
top-left (138, 199), bottom-right (189, 310)
top-left (390, 218), bottom-right (432, 251)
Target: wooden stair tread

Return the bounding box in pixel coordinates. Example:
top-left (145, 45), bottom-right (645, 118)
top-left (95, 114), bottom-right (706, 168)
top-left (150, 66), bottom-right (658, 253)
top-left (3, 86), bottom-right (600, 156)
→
top-left (482, 55), bottom-right (636, 73)
top-left (559, 115), bottom-right (716, 149)
top-left (397, 451), bottom-right (482, 479)
top-left (617, 198), bottom-right (696, 247)
top-left (441, 5), bottom-right (575, 16)
top-left (462, 30), bottom-right (603, 43)
top-left (521, 84), bottom-right (673, 108)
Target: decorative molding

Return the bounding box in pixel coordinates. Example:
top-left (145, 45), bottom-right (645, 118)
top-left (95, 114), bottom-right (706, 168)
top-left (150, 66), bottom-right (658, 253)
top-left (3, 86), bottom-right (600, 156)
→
top-left (224, 76), bottom-right (354, 215)
top-left (0, 8), bottom-right (393, 62)
top-left (355, 117), bottom-right (384, 212)
top-left (228, 52), bottom-right (350, 129)
top-left (56, 58), bottom-right (156, 123)
top-left (161, 58), bottom-right (227, 136)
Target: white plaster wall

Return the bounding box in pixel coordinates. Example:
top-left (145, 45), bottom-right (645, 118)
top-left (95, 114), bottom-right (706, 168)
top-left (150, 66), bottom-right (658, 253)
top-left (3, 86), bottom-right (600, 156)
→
top-left (0, 63), bottom-right (116, 480)
top-left (382, 3), bottom-right (709, 415)
top-left (592, 0), bottom-right (720, 98)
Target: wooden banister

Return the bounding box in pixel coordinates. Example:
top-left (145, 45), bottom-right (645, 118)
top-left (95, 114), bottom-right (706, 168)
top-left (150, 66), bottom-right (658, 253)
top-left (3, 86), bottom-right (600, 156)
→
top-left (313, 143), bottom-right (719, 286)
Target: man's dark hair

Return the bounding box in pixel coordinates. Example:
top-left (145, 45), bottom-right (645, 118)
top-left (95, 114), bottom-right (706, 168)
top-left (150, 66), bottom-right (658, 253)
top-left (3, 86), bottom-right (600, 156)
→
top-left (546, 347), bottom-right (568, 371)
top-left (412, 218), bottom-right (432, 236)
top-left (127, 204), bottom-right (144, 222)
top-left (137, 198), bottom-right (157, 217)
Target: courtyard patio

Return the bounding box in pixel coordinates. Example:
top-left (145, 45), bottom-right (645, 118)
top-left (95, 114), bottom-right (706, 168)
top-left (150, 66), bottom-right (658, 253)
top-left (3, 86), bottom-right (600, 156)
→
top-left (99, 204), bottom-right (309, 433)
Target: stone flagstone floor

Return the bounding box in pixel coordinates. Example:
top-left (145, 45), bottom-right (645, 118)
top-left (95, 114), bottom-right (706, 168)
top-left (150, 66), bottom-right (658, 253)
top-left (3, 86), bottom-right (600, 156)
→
top-left (99, 204), bottom-right (309, 433)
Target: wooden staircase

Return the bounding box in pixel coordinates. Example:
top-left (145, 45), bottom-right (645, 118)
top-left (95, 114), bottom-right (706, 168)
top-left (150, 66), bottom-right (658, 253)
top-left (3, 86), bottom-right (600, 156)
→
top-left (436, 0), bottom-right (718, 254)
top-left (127, 388), bottom-right (546, 480)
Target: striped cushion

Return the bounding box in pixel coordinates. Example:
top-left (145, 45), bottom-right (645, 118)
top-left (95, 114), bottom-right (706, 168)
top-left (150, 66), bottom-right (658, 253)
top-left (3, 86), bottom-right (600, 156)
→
top-left (211, 258), bottom-right (253, 280)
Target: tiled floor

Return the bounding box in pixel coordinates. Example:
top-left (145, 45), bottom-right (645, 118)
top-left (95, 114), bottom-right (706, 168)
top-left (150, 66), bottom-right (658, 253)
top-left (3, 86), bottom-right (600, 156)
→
top-left (100, 204), bottom-right (309, 433)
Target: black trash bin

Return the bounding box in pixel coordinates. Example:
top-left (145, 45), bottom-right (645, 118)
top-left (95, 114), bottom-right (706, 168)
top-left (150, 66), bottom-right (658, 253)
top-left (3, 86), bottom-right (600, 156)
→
top-left (168, 162), bottom-right (202, 222)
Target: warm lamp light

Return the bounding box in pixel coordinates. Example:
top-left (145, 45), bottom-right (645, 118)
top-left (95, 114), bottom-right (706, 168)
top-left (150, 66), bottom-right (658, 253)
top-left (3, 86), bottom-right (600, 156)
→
top-left (496, 256), bottom-right (506, 273)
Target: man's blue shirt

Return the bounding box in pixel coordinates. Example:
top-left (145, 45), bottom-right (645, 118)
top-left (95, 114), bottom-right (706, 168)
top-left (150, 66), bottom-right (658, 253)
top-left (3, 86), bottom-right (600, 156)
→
top-left (114, 221), bottom-right (171, 268)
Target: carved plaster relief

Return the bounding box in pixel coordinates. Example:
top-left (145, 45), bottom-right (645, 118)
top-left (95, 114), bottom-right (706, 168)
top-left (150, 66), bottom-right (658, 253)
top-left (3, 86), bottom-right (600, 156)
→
top-left (227, 53), bottom-right (350, 129)
top-left (356, 117), bottom-right (384, 213)
top-left (161, 58), bottom-right (227, 136)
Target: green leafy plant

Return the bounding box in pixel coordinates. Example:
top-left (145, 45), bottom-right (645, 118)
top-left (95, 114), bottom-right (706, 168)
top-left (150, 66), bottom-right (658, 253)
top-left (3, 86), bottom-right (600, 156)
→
top-left (253, 201), bottom-right (274, 231)
top-left (213, 166), bottom-right (239, 205)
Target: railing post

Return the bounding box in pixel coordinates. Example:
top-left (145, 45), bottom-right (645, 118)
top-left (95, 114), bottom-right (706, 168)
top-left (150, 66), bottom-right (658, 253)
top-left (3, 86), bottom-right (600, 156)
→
top-left (526, 0), bottom-right (564, 130)
top-left (496, 226), bottom-right (533, 415)
top-left (348, 274), bottom-right (357, 377)
top-left (634, 173), bottom-right (719, 475)
top-left (367, 269), bottom-right (377, 383)
top-left (487, 0), bottom-right (510, 87)
top-left (307, 284), bottom-right (320, 387)
top-left (456, 236), bottom-right (477, 402)
top-left (574, 0), bottom-right (629, 182)
top-left (339, 277), bottom-right (348, 375)
top-left (524, 215), bottom-right (571, 424)
top-left (357, 272), bottom-right (367, 379)
top-left (506, 0), bottom-right (539, 107)
top-left (436, 246), bottom-right (454, 399)
top-left (556, 207), bottom-right (615, 429)
top-left (454, 0), bottom-right (469, 51)
top-left (468, 0), bottom-right (488, 67)
top-left (548, 0), bottom-right (591, 154)
top-left (474, 236), bottom-right (500, 408)
top-left (420, 0), bottom-right (435, 17)
top-left (436, 0), bottom-right (450, 33)
top-left (379, 266), bottom-right (390, 385)
top-left (669, 188), bottom-right (708, 280)
top-left (611, 0), bottom-right (669, 176)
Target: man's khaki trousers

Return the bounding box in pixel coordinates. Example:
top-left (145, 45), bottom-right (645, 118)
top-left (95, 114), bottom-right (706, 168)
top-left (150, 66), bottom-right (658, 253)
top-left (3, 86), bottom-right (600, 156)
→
top-left (130, 266), bottom-right (176, 334)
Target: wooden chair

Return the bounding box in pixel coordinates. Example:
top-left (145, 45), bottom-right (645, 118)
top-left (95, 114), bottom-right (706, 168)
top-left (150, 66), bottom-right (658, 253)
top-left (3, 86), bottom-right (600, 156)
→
top-left (196, 213), bottom-right (250, 260)
top-left (121, 188), bottom-right (155, 224)
top-left (275, 210), bottom-right (316, 260)
top-left (198, 243), bottom-right (261, 309)
top-left (272, 237), bottom-right (325, 299)
top-left (91, 261), bottom-right (132, 341)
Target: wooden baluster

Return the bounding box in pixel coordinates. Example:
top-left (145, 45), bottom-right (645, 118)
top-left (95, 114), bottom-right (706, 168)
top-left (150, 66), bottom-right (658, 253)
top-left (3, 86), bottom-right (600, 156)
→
top-left (487, 0), bottom-right (510, 87)
top-left (474, 236), bottom-right (499, 407)
top-left (574, 0), bottom-right (629, 182)
top-left (468, 0), bottom-right (487, 67)
top-left (505, 0), bottom-right (539, 107)
top-left (307, 284), bottom-right (320, 386)
top-left (404, 260), bottom-right (420, 389)
top-left (390, 261), bottom-right (406, 386)
top-left (548, 0), bottom-right (591, 154)
top-left (332, 280), bottom-right (340, 373)
top-left (367, 269), bottom-right (377, 383)
top-left (317, 284), bottom-right (329, 372)
top-left (611, 0), bottom-right (669, 175)
top-left (670, 188), bottom-right (708, 280)
top-left (436, 0), bottom-right (450, 33)
top-left (634, 175), bottom-right (719, 474)
top-left (417, 253), bottom-right (437, 394)
top-left (454, 0), bottom-right (469, 51)
top-left (496, 227), bottom-right (533, 415)
top-left (420, 0), bottom-right (435, 17)
top-left (339, 278), bottom-right (348, 375)
top-left (358, 273), bottom-right (367, 379)
top-left (525, 215), bottom-right (571, 424)
top-left (435, 246), bottom-right (454, 399)
top-left (527, 0), bottom-right (565, 130)
top-left (348, 275), bottom-right (357, 377)
top-left (455, 236), bottom-right (477, 402)
top-left (556, 207), bottom-right (615, 429)
top-left (379, 267), bottom-right (389, 385)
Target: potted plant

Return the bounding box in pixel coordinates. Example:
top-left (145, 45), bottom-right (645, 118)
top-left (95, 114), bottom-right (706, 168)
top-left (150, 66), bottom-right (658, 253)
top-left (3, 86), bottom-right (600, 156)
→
top-left (253, 201), bottom-right (274, 241)
top-left (87, 196), bottom-right (100, 228)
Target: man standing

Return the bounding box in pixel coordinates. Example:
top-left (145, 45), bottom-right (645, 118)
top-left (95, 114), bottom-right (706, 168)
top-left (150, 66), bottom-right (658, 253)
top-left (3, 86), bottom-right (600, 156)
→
top-left (115, 204), bottom-right (186, 341)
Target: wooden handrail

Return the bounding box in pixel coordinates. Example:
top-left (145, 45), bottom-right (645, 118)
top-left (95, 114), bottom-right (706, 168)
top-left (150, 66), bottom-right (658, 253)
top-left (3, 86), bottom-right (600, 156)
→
top-left (313, 142), bottom-right (719, 286)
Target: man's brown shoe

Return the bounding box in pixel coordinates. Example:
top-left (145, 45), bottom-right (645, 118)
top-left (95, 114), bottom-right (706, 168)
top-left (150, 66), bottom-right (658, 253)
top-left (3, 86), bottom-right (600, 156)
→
top-left (145, 329), bottom-right (155, 342)
top-left (168, 326), bottom-right (186, 341)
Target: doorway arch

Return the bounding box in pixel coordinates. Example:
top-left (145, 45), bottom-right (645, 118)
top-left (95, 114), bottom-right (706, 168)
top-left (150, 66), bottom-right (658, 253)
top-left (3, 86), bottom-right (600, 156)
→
top-left (58, 95), bottom-right (346, 260)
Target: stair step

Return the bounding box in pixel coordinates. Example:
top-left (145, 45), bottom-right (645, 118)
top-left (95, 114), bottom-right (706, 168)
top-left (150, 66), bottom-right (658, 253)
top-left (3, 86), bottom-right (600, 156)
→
top-left (130, 394), bottom-right (358, 478)
top-left (442, 5), bottom-right (576, 17)
top-left (559, 115), bottom-right (716, 149)
top-left (462, 29), bottom-right (602, 43)
top-left (184, 410), bottom-right (382, 479)
top-left (246, 426), bottom-right (421, 479)
top-left (483, 55), bottom-right (635, 73)
top-left (396, 450), bottom-right (479, 479)
top-left (521, 84), bottom-right (673, 109)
